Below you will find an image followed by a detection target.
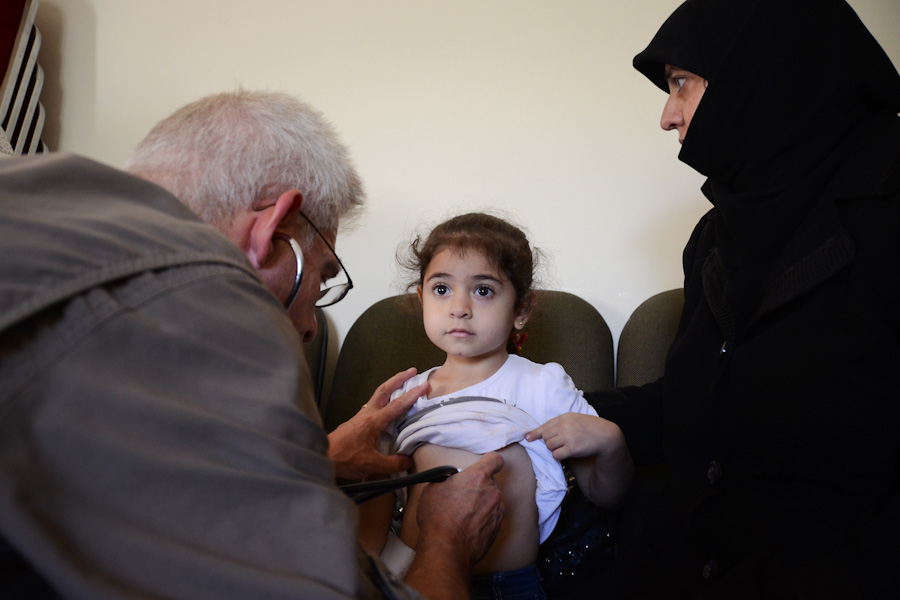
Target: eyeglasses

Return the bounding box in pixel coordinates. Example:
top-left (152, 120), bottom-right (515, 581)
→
top-left (297, 211), bottom-right (353, 307)
top-left (297, 211), bottom-right (353, 308)
top-left (262, 204), bottom-right (354, 309)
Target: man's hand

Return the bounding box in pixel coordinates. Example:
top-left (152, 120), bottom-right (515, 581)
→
top-left (327, 368), bottom-right (427, 480)
top-left (404, 453), bottom-right (506, 599)
top-left (418, 452), bottom-right (506, 564)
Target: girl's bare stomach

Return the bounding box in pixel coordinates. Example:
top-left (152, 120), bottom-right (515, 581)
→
top-left (399, 442), bottom-right (539, 575)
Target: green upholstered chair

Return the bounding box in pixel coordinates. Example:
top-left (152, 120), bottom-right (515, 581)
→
top-left (616, 288), bottom-right (684, 387)
top-left (321, 290), bottom-right (614, 432)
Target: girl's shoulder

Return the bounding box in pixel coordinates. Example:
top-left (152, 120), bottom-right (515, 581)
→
top-left (504, 355), bottom-right (597, 418)
top-left (505, 354), bottom-right (575, 386)
top-left (389, 367), bottom-right (439, 400)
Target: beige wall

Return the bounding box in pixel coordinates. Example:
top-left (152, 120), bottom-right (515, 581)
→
top-left (35, 0), bottom-right (900, 358)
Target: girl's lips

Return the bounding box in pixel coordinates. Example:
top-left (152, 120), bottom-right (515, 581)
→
top-left (447, 329), bottom-right (473, 336)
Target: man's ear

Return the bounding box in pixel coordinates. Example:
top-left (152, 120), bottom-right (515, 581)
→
top-left (246, 189), bottom-right (303, 268)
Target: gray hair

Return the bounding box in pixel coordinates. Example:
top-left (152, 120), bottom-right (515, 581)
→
top-left (125, 90), bottom-right (364, 242)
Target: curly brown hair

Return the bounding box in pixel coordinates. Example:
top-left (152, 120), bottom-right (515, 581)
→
top-left (402, 212), bottom-right (538, 314)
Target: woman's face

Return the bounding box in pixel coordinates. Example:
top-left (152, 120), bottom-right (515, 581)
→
top-left (660, 64), bottom-right (707, 145)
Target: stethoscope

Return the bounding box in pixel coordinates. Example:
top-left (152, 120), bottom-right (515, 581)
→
top-left (339, 465), bottom-right (459, 505)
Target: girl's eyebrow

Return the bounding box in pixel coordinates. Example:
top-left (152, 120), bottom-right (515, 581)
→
top-left (426, 271), bottom-right (452, 281)
top-left (472, 274), bottom-right (502, 283)
top-left (425, 272), bottom-right (503, 283)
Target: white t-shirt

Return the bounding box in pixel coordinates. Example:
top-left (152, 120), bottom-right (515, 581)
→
top-left (387, 354), bottom-right (598, 543)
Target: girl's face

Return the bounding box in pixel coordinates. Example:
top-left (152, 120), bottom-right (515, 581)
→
top-left (418, 248), bottom-right (525, 362)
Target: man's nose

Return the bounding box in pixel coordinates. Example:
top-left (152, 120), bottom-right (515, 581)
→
top-left (299, 312), bottom-right (318, 343)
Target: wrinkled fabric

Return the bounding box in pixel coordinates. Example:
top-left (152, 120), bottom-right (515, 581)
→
top-left (0, 154), bottom-right (418, 600)
top-left (388, 355), bottom-right (599, 544)
top-left (396, 398), bottom-right (565, 543)
top-left (635, 0), bottom-right (900, 272)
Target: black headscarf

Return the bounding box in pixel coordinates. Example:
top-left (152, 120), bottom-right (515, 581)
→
top-left (634, 0), bottom-right (900, 270)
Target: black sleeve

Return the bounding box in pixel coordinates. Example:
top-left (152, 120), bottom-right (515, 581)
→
top-left (586, 379), bottom-right (665, 466)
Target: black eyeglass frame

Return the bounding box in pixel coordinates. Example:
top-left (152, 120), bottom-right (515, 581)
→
top-left (296, 211), bottom-right (353, 308)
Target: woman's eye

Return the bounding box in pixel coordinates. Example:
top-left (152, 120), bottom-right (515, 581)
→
top-left (433, 284), bottom-right (449, 296)
top-left (675, 77), bottom-right (686, 91)
top-left (474, 285), bottom-right (494, 298)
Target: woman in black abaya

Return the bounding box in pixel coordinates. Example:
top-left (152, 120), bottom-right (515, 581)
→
top-left (587, 0), bottom-right (900, 597)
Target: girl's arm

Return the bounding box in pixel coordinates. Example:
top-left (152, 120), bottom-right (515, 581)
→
top-left (526, 414), bottom-right (634, 508)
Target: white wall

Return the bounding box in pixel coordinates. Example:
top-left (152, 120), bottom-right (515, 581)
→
top-left (34, 0), bottom-right (900, 362)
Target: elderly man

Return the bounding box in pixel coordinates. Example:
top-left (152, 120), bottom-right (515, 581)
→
top-left (0, 93), bottom-right (503, 599)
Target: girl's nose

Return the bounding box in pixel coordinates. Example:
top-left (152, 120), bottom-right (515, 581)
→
top-left (450, 298), bottom-right (471, 318)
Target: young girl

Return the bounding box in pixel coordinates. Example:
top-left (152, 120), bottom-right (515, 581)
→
top-left (369, 213), bottom-right (632, 599)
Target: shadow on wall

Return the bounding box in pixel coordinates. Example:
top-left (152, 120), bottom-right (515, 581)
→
top-left (33, 0), bottom-right (96, 153)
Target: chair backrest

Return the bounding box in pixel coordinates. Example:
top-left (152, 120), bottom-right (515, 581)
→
top-left (616, 288), bottom-right (684, 387)
top-left (301, 307), bottom-right (329, 407)
top-left (321, 290), bottom-right (614, 432)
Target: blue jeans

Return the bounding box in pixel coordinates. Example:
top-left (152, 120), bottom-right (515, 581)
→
top-left (470, 565), bottom-right (547, 600)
